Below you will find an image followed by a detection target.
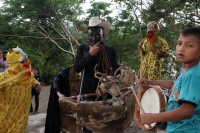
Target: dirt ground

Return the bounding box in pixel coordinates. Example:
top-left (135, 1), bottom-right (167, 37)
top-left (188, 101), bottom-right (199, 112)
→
top-left (26, 85), bottom-right (158, 133)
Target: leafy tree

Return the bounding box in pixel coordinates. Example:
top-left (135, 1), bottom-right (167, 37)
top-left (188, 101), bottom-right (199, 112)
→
top-left (112, 0), bottom-right (200, 79)
top-left (0, 0), bottom-right (199, 83)
top-left (0, 0), bottom-right (85, 84)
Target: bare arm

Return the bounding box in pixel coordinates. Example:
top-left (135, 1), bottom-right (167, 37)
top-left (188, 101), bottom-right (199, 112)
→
top-left (138, 78), bottom-right (174, 90)
top-left (148, 80), bottom-right (174, 89)
top-left (141, 103), bottom-right (194, 124)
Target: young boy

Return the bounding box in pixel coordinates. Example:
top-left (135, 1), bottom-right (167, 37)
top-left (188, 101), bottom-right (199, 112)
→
top-left (137, 27), bottom-right (200, 133)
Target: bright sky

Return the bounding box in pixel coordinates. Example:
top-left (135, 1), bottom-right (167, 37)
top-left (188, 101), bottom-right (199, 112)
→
top-left (0, 1), bottom-right (2, 6)
top-left (83, 0), bottom-right (109, 8)
top-left (0, 0), bottom-right (117, 16)
top-left (82, 0), bottom-right (118, 17)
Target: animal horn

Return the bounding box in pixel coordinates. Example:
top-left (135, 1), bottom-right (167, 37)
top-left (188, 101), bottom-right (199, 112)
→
top-left (114, 64), bottom-right (123, 78)
top-left (94, 64), bottom-right (105, 79)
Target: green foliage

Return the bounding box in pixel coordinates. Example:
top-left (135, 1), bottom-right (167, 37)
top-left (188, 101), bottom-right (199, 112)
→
top-left (0, 0), bottom-right (83, 84)
top-left (0, 0), bottom-right (199, 84)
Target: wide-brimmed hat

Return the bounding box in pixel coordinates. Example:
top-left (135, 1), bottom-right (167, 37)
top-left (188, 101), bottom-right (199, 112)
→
top-left (81, 17), bottom-right (111, 33)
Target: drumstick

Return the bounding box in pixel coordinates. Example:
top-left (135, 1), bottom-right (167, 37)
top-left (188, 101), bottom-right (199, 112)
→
top-left (131, 86), bottom-right (152, 128)
top-left (139, 68), bottom-right (143, 100)
top-left (131, 87), bottom-right (145, 113)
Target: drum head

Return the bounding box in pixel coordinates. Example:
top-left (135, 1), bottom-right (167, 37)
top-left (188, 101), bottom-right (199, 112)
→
top-left (135, 86), bottom-right (167, 131)
top-left (140, 87), bottom-right (159, 128)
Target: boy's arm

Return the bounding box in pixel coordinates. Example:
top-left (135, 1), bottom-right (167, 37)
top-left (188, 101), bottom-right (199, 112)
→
top-left (148, 80), bottom-right (174, 89)
top-left (141, 103), bottom-right (194, 124)
top-left (138, 78), bottom-right (174, 90)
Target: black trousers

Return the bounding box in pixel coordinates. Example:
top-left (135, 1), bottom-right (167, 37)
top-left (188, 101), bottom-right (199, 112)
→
top-left (30, 93), bottom-right (39, 112)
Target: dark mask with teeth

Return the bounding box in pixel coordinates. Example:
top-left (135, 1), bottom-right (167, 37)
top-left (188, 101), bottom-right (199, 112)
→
top-left (88, 27), bottom-right (103, 46)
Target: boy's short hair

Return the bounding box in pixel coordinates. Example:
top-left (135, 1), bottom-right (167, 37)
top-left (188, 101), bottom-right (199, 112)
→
top-left (181, 27), bottom-right (200, 43)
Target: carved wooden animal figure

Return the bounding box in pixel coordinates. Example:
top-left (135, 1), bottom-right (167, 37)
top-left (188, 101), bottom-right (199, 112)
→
top-left (94, 64), bottom-right (122, 102)
top-left (58, 90), bottom-right (136, 133)
top-left (58, 65), bottom-right (136, 133)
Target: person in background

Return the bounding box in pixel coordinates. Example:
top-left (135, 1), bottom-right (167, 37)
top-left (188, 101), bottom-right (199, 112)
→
top-left (138, 21), bottom-right (169, 80)
top-left (30, 68), bottom-right (42, 114)
top-left (74, 17), bottom-right (120, 133)
top-left (138, 27), bottom-right (200, 133)
top-left (0, 47), bottom-right (41, 133)
top-left (0, 49), bottom-right (8, 72)
top-left (3, 50), bottom-right (8, 60)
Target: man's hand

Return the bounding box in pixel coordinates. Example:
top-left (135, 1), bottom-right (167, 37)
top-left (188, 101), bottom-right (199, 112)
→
top-left (35, 84), bottom-right (42, 92)
top-left (89, 42), bottom-right (100, 56)
top-left (149, 44), bottom-right (157, 52)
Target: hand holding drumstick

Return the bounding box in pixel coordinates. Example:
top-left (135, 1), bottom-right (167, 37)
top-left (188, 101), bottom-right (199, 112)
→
top-left (133, 70), bottom-right (152, 127)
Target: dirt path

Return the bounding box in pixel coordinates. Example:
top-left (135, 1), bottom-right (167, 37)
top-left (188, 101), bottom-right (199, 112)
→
top-left (26, 85), bottom-right (157, 133)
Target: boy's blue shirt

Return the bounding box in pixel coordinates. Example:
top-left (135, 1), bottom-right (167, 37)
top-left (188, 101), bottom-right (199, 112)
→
top-left (166, 62), bottom-right (200, 133)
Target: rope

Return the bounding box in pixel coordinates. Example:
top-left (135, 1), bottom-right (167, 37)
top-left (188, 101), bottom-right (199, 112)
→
top-left (92, 44), bottom-right (113, 86)
top-left (98, 45), bottom-right (113, 76)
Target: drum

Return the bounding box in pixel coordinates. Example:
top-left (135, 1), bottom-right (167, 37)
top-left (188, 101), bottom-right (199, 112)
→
top-left (135, 85), bottom-right (169, 131)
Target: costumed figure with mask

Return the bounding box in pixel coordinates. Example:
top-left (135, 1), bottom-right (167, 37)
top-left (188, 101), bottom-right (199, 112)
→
top-left (74, 17), bottom-right (120, 133)
top-left (74, 17), bottom-right (120, 98)
top-left (0, 47), bottom-right (41, 133)
top-left (45, 17), bottom-right (136, 133)
top-left (138, 21), bottom-right (169, 80)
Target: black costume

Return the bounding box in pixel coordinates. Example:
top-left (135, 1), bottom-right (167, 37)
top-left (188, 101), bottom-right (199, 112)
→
top-left (45, 17), bottom-right (120, 133)
top-left (44, 66), bottom-right (71, 133)
top-left (74, 42), bottom-right (120, 95)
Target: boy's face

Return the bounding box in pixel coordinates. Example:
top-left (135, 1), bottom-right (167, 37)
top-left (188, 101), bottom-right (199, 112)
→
top-left (176, 34), bottom-right (200, 64)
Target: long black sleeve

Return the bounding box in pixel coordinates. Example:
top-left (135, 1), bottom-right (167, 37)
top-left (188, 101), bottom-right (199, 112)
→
top-left (74, 44), bottom-right (92, 73)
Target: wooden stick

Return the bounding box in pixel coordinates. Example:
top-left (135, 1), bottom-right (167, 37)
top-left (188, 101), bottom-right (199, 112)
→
top-left (68, 87), bottom-right (129, 100)
top-left (131, 86), bottom-right (151, 128)
top-left (139, 68), bottom-right (143, 100)
top-left (131, 87), bottom-right (145, 113)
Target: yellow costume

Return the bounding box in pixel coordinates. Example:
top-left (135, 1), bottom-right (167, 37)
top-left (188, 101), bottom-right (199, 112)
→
top-left (139, 21), bottom-right (169, 80)
top-left (0, 47), bottom-right (40, 133)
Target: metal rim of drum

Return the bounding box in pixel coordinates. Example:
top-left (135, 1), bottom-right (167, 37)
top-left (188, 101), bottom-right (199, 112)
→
top-left (134, 85), bottom-right (167, 131)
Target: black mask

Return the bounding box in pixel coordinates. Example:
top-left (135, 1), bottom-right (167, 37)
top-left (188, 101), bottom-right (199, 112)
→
top-left (88, 27), bottom-right (103, 46)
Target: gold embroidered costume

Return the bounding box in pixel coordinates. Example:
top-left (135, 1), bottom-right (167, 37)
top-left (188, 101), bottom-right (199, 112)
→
top-left (0, 47), bottom-right (40, 133)
top-left (138, 21), bottom-right (169, 80)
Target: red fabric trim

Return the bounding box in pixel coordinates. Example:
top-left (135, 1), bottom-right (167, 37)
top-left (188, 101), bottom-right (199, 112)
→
top-left (23, 63), bottom-right (31, 77)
